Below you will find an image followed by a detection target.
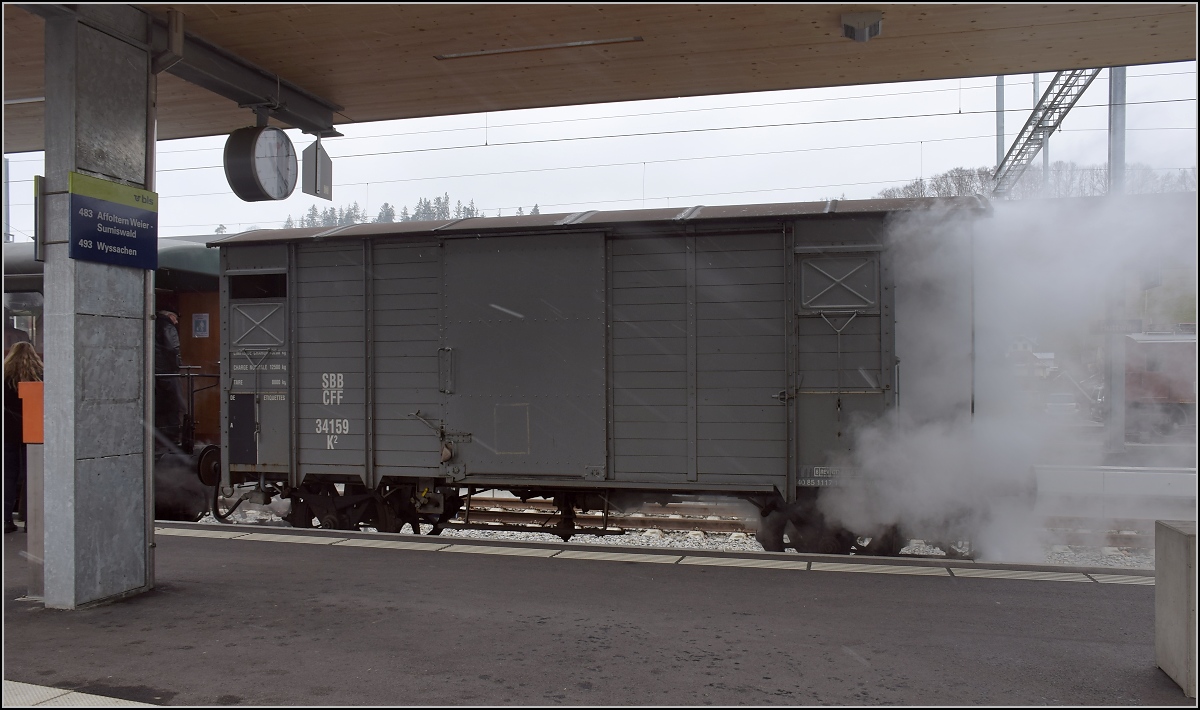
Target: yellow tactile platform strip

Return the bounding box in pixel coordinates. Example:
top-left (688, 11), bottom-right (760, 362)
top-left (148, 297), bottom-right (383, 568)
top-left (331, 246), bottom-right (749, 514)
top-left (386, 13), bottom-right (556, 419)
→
top-left (331, 538), bottom-right (451, 552)
top-left (555, 550), bottom-right (682, 564)
top-left (234, 532), bottom-right (348, 545)
top-left (811, 562), bottom-right (950, 576)
top-left (150, 527), bottom-right (246, 539)
top-left (679, 556), bottom-right (809, 570)
top-left (950, 568), bottom-right (1093, 583)
top-left (1089, 573), bottom-right (1156, 585)
top-left (442, 544), bottom-right (561, 557)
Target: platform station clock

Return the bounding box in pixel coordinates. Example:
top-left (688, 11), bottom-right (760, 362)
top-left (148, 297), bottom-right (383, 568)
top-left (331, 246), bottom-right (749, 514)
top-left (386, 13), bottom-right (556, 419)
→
top-left (223, 126), bottom-right (299, 202)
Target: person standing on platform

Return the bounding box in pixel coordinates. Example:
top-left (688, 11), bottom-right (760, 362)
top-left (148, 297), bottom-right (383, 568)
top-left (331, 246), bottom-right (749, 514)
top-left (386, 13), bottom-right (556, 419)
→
top-left (4, 341), bottom-right (43, 533)
top-left (155, 307), bottom-right (186, 449)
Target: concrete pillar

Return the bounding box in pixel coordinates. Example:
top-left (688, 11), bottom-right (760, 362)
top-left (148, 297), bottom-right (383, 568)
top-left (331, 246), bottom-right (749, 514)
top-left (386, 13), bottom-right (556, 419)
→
top-left (1156, 520), bottom-right (1197, 698)
top-left (26, 444), bottom-right (44, 599)
top-left (41, 6), bottom-right (156, 609)
top-left (1109, 67), bottom-right (1126, 194)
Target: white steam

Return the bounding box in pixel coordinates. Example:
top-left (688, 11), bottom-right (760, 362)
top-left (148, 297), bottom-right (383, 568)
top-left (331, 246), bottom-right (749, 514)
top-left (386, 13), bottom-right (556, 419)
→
top-left (818, 194), bottom-right (1197, 562)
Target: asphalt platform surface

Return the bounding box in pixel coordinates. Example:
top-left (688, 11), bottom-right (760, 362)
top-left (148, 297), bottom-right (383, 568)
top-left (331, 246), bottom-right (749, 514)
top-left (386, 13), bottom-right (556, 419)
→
top-left (3, 521), bottom-right (1191, 706)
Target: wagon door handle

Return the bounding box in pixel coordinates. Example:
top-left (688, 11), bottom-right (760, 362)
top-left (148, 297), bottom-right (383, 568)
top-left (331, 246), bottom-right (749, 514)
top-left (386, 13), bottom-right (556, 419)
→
top-left (438, 347), bottom-right (454, 394)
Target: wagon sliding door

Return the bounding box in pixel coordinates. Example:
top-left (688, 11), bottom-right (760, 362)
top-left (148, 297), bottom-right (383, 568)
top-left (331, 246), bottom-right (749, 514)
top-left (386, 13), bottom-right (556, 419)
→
top-left (793, 244), bottom-right (894, 481)
top-left (442, 234), bottom-right (606, 481)
top-left (225, 268), bottom-right (290, 476)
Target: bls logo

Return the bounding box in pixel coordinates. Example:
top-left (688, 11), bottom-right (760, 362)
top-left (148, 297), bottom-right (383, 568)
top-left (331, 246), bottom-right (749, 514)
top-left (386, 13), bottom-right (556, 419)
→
top-left (134, 194), bottom-right (155, 206)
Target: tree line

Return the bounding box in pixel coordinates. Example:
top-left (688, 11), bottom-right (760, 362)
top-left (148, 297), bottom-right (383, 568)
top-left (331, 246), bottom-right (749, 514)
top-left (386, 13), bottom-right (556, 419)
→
top-left (282, 193), bottom-right (540, 229)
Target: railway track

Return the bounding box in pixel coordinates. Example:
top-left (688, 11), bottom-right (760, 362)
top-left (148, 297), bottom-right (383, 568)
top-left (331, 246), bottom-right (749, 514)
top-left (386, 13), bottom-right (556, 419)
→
top-left (450, 498), bottom-right (1162, 549)
top-left (451, 497), bottom-right (754, 536)
top-left (209, 495), bottom-right (1165, 550)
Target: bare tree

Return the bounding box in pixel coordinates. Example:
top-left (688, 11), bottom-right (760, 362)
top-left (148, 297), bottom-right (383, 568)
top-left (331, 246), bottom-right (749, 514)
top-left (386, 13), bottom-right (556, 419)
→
top-left (879, 162), bottom-right (1196, 200)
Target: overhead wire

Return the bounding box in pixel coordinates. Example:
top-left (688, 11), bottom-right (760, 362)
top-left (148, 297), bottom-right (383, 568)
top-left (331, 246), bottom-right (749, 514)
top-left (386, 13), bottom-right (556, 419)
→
top-left (3, 127), bottom-right (1195, 204)
top-left (3, 68), bottom-right (1193, 163)
top-left (4, 125), bottom-right (1195, 201)
top-left (92, 96), bottom-right (1195, 175)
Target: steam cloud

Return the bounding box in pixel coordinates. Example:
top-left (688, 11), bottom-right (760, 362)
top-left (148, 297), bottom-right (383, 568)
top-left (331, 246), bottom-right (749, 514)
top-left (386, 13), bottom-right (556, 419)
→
top-left (817, 194), bottom-right (1198, 562)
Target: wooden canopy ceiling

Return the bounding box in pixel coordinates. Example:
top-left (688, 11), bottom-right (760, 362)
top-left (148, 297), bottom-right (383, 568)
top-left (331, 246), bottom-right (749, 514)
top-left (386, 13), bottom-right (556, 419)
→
top-left (4, 3), bottom-right (1197, 153)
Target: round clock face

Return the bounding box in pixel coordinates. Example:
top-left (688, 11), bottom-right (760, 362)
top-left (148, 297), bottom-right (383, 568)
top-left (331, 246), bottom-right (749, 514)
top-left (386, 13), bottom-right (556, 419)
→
top-left (253, 127), bottom-right (298, 200)
top-left (224, 126), bottom-right (299, 202)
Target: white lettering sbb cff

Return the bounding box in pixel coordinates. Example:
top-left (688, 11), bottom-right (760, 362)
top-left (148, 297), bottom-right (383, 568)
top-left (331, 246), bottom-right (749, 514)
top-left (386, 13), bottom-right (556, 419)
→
top-left (321, 372), bottom-right (344, 405)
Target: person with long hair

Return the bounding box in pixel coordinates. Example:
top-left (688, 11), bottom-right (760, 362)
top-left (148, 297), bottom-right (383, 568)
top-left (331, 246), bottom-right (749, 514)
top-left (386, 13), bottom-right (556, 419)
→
top-left (4, 341), bottom-right (43, 533)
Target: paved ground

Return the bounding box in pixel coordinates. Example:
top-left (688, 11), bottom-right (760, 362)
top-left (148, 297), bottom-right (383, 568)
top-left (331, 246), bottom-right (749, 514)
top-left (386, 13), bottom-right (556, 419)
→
top-left (3, 522), bottom-right (1191, 706)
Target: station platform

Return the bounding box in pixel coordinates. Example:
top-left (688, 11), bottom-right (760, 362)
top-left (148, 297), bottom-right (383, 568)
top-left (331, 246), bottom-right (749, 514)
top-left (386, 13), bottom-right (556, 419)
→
top-left (3, 520), bottom-right (1192, 706)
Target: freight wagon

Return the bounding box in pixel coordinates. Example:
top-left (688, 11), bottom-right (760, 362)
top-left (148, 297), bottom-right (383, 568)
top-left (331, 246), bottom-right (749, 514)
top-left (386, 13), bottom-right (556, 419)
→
top-left (210, 197), bottom-right (989, 553)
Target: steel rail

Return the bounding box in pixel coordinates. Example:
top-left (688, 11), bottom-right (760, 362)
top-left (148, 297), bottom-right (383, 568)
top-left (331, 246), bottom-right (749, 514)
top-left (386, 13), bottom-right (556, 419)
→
top-left (460, 498), bottom-right (1164, 549)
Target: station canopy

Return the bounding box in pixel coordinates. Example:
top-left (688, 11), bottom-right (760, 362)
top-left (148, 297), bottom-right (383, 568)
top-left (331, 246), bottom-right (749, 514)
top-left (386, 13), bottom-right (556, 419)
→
top-left (3, 4), bottom-right (1197, 153)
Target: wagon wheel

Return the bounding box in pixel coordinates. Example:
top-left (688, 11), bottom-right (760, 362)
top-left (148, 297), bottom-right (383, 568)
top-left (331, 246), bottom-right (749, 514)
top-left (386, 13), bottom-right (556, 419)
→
top-left (1155, 405), bottom-right (1185, 437)
top-left (817, 528), bottom-right (856, 555)
top-left (374, 497), bottom-right (400, 533)
top-left (783, 521), bottom-right (823, 553)
top-left (283, 497), bottom-right (315, 528)
top-left (318, 512), bottom-right (347, 530)
top-left (755, 510), bottom-right (787, 552)
top-left (385, 486), bottom-right (423, 535)
top-left (862, 525), bottom-right (906, 557)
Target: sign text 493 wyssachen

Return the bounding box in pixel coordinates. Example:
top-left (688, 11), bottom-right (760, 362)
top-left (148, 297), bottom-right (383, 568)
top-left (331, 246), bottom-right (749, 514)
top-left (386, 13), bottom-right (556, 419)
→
top-left (68, 171), bottom-right (158, 270)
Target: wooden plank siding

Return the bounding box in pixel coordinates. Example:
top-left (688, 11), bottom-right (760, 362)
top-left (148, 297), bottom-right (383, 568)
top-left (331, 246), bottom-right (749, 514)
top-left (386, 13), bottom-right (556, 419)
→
top-left (610, 237), bottom-right (689, 479)
top-left (372, 243), bottom-right (444, 478)
top-left (609, 232), bottom-right (788, 487)
top-left (694, 233), bottom-right (788, 484)
top-left (294, 243), bottom-right (367, 481)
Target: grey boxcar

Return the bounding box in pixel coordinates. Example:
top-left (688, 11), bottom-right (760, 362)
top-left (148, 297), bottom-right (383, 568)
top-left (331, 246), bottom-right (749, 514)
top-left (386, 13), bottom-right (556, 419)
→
top-left (211, 197), bottom-right (988, 552)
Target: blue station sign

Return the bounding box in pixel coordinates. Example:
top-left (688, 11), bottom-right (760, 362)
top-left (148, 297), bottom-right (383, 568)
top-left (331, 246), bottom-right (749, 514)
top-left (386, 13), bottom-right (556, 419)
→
top-left (69, 172), bottom-right (158, 270)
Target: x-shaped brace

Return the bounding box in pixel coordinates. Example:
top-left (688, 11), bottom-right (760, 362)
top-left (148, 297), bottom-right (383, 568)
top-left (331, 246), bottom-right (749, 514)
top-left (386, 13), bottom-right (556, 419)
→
top-left (803, 260), bottom-right (872, 308)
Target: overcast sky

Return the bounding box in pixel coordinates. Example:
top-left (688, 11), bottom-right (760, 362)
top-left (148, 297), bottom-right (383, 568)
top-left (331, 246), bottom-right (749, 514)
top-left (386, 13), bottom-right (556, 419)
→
top-left (3, 61), bottom-right (1196, 240)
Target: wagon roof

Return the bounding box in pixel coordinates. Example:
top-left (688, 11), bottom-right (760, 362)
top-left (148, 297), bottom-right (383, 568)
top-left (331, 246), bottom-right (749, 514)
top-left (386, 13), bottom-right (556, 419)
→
top-left (1126, 332), bottom-right (1197, 344)
top-left (207, 195), bottom-right (991, 247)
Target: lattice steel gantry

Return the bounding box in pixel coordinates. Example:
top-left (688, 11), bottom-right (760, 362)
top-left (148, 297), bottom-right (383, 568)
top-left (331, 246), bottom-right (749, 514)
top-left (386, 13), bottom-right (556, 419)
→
top-left (992, 69), bottom-right (1102, 198)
